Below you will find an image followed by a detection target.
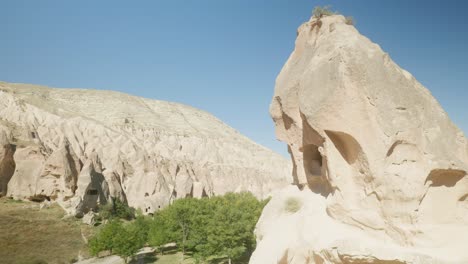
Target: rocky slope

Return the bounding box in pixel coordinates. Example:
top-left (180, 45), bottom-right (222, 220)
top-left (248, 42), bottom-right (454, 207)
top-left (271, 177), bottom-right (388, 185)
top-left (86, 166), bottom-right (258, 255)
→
top-left (250, 15), bottom-right (468, 263)
top-left (0, 82), bottom-right (291, 216)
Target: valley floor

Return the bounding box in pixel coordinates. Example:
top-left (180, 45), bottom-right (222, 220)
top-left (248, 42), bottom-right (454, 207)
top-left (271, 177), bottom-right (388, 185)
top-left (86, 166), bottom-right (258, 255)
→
top-left (0, 198), bottom-right (93, 264)
top-left (79, 251), bottom-right (196, 264)
top-left (0, 198), bottom-right (241, 264)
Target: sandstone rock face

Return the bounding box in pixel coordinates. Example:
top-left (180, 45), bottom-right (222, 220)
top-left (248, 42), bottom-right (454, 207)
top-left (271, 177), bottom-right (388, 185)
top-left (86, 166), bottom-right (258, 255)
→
top-left (0, 82), bottom-right (291, 216)
top-left (250, 15), bottom-right (468, 263)
top-left (0, 131), bottom-right (16, 196)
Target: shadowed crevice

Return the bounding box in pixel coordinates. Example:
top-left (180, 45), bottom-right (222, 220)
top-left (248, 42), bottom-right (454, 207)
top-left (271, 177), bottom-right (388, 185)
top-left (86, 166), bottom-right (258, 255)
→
top-left (282, 112), bottom-right (294, 130)
top-left (386, 140), bottom-right (412, 157)
top-left (300, 114), bottom-right (331, 196)
top-left (425, 169), bottom-right (466, 187)
top-left (0, 143), bottom-right (16, 196)
top-left (324, 130), bottom-right (361, 165)
top-left (459, 194), bottom-right (468, 201)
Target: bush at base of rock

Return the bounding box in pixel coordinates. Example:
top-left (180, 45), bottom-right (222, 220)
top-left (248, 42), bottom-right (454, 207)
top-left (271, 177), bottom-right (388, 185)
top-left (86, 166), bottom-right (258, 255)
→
top-left (88, 217), bottom-right (148, 263)
top-left (88, 192), bottom-right (269, 263)
top-left (148, 192), bottom-right (269, 263)
top-left (97, 198), bottom-right (135, 220)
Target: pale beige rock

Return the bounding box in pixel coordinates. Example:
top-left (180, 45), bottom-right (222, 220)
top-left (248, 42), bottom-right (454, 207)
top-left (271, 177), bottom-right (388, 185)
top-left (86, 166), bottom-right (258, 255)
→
top-left (0, 82), bottom-right (291, 215)
top-left (75, 255), bottom-right (123, 264)
top-left (82, 211), bottom-right (96, 226)
top-left (0, 131), bottom-right (16, 196)
top-left (251, 15), bottom-right (468, 264)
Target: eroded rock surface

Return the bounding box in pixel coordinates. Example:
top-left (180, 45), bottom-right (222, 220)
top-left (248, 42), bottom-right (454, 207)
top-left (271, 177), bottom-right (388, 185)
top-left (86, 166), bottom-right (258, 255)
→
top-left (0, 82), bottom-right (291, 215)
top-left (0, 131), bottom-right (16, 196)
top-left (251, 15), bottom-right (468, 263)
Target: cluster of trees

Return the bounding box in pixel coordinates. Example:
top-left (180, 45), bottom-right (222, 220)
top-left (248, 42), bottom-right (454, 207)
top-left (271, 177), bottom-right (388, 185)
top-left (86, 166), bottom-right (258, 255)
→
top-left (89, 192), bottom-right (269, 263)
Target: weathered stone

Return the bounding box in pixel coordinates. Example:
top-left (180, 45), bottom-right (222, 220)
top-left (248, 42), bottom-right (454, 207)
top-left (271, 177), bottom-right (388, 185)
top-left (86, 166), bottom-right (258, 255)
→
top-left (0, 131), bottom-right (16, 196)
top-left (0, 81), bottom-right (291, 215)
top-left (251, 15), bottom-right (468, 263)
top-left (82, 211), bottom-right (96, 226)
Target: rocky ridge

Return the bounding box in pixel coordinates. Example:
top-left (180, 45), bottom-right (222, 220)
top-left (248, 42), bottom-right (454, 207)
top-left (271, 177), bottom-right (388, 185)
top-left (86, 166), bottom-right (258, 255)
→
top-left (0, 82), bottom-right (291, 216)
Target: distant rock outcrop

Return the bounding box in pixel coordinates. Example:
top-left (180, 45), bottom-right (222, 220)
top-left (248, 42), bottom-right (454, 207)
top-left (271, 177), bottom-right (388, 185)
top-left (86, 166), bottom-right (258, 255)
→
top-left (0, 82), bottom-right (291, 216)
top-left (250, 15), bottom-right (468, 263)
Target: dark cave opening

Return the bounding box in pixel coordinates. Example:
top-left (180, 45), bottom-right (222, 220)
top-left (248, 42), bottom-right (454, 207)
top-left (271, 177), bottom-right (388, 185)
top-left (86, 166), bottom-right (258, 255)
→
top-left (302, 143), bottom-right (331, 196)
top-left (303, 144), bottom-right (323, 178)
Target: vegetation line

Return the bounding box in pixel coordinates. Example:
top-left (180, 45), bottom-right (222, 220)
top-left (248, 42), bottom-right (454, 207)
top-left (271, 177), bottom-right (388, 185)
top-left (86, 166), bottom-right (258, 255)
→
top-left (89, 192), bottom-right (269, 264)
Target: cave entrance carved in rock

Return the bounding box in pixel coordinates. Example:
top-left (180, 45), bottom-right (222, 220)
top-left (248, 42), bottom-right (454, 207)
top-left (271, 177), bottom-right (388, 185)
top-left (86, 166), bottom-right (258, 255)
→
top-left (302, 143), bottom-right (330, 196)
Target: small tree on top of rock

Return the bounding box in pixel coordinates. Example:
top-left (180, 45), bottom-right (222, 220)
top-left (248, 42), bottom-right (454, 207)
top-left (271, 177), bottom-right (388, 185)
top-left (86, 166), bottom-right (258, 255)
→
top-left (311, 6), bottom-right (356, 28)
top-left (312, 5), bottom-right (335, 19)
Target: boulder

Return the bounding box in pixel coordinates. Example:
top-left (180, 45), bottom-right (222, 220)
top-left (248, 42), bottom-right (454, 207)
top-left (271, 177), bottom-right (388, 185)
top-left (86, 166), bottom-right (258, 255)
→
top-left (251, 15), bottom-right (468, 263)
top-left (82, 211), bottom-right (96, 226)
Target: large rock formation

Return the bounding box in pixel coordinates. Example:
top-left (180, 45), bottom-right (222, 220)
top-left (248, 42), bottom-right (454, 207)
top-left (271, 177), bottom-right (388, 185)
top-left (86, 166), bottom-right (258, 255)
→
top-left (250, 15), bottom-right (468, 263)
top-left (0, 82), bottom-right (291, 216)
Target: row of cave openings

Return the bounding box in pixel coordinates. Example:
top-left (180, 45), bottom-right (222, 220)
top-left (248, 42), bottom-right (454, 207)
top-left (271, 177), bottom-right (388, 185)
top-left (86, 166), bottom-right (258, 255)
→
top-left (0, 139), bottom-right (98, 204)
top-left (291, 114), bottom-right (467, 202)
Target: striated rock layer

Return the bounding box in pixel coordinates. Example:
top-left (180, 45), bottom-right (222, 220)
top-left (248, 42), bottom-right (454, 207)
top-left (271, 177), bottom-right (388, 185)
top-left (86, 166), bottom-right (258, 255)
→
top-left (0, 82), bottom-right (291, 216)
top-left (250, 15), bottom-right (468, 263)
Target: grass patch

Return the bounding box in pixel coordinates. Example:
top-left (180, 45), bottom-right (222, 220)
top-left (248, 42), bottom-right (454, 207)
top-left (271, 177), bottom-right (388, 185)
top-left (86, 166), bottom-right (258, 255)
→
top-left (148, 252), bottom-right (244, 264)
top-left (0, 198), bottom-right (94, 264)
top-left (284, 197), bottom-right (302, 213)
top-left (150, 252), bottom-right (194, 264)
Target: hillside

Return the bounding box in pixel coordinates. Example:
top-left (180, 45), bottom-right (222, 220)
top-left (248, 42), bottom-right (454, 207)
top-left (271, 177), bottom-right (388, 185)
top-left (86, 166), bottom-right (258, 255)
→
top-left (0, 82), bottom-right (291, 216)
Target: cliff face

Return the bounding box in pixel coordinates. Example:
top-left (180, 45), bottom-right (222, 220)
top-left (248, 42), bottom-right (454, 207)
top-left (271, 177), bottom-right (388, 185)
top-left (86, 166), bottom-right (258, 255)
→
top-left (250, 15), bottom-right (468, 263)
top-left (0, 82), bottom-right (291, 216)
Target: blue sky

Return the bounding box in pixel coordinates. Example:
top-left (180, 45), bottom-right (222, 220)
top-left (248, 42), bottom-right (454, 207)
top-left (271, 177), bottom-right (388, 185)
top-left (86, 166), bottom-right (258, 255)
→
top-left (1, 1), bottom-right (467, 157)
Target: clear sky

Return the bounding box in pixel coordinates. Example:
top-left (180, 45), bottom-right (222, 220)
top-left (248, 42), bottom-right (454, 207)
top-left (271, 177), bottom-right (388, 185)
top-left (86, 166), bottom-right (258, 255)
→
top-left (1, 0), bottom-right (467, 157)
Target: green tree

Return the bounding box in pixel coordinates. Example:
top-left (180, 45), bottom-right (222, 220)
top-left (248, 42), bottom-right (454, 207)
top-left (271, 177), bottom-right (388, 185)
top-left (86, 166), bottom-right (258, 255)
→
top-left (167, 198), bottom-right (199, 257)
top-left (193, 193), bottom-right (267, 263)
top-left (89, 219), bottom-right (145, 263)
top-left (148, 211), bottom-right (174, 254)
top-left (131, 213), bottom-right (151, 246)
top-left (89, 220), bottom-right (124, 255)
top-left (113, 226), bottom-right (144, 263)
top-left (213, 193), bottom-right (265, 263)
top-left (148, 198), bottom-right (199, 261)
top-left (147, 193), bottom-right (270, 263)
top-left (189, 198), bottom-right (214, 262)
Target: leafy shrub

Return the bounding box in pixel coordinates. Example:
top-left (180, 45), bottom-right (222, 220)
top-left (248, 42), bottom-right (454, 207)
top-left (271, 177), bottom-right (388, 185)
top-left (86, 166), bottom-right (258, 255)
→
top-left (284, 197), bottom-right (302, 213)
top-left (345, 16), bottom-right (355, 25)
top-left (148, 209), bottom-right (175, 254)
top-left (98, 198), bottom-right (135, 220)
top-left (89, 219), bottom-right (145, 263)
top-left (130, 213), bottom-right (151, 246)
top-left (89, 220), bottom-right (121, 255)
top-left (6, 198), bottom-right (23, 203)
top-left (312, 5), bottom-right (335, 19)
